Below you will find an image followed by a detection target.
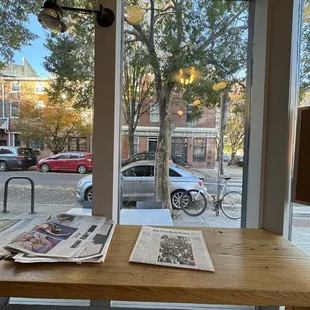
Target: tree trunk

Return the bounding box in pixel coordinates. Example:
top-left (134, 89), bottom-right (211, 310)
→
top-left (154, 90), bottom-right (173, 214)
top-left (128, 128), bottom-right (135, 157)
top-left (231, 151), bottom-right (236, 161)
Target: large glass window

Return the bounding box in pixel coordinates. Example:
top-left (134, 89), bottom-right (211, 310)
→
top-left (291, 0), bottom-right (310, 254)
top-left (0, 0), bottom-right (94, 219)
top-left (120, 0), bottom-right (249, 229)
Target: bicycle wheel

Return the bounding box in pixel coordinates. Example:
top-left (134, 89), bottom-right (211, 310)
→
top-left (180, 190), bottom-right (207, 216)
top-left (221, 191), bottom-right (242, 219)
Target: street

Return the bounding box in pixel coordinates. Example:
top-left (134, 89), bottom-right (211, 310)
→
top-left (0, 170), bottom-right (84, 212)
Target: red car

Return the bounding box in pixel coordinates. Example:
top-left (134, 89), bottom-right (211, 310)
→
top-left (37, 152), bottom-right (92, 174)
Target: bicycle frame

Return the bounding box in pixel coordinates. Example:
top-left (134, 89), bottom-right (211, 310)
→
top-left (200, 179), bottom-right (229, 201)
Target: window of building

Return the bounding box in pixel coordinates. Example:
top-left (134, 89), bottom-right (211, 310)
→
top-left (35, 101), bottom-right (45, 109)
top-left (11, 82), bottom-right (20, 93)
top-left (35, 82), bottom-right (45, 93)
top-left (68, 137), bottom-right (87, 152)
top-left (186, 105), bottom-right (197, 126)
top-left (193, 138), bottom-right (206, 162)
top-left (14, 134), bottom-right (21, 147)
top-left (28, 140), bottom-right (44, 151)
top-left (148, 137), bottom-right (158, 152)
top-left (10, 102), bottom-right (20, 117)
top-left (133, 137), bottom-right (139, 154)
top-left (150, 103), bottom-right (159, 122)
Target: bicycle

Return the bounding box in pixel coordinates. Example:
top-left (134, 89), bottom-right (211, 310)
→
top-left (180, 177), bottom-right (242, 219)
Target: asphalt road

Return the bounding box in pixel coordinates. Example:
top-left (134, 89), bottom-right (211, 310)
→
top-left (0, 170), bottom-right (87, 208)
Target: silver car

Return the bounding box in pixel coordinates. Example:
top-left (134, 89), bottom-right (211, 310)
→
top-left (76, 161), bottom-right (206, 209)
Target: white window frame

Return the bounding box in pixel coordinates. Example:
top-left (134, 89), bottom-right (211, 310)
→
top-left (244, 0), bottom-right (302, 240)
top-left (150, 103), bottom-right (159, 122)
top-left (35, 101), bottom-right (45, 109)
top-left (133, 137), bottom-right (139, 154)
top-left (35, 82), bottom-right (46, 94)
top-left (11, 82), bottom-right (20, 93)
top-left (12, 132), bottom-right (21, 147)
top-left (10, 102), bottom-right (20, 118)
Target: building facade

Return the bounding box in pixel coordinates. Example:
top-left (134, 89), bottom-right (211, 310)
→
top-left (121, 100), bottom-right (217, 169)
top-left (0, 58), bottom-right (92, 159)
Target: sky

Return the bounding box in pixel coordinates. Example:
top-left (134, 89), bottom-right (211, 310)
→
top-left (13, 14), bottom-right (50, 78)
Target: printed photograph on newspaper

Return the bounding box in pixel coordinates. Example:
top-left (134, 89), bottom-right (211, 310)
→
top-left (129, 226), bottom-right (215, 272)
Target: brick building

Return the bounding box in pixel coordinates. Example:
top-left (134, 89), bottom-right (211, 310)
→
top-left (0, 58), bottom-right (92, 159)
top-left (121, 99), bottom-right (217, 169)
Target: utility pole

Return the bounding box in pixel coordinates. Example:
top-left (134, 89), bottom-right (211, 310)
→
top-left (216, 90), bottom-right (228, 216)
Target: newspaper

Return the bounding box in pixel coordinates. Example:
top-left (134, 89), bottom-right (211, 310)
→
top-left (129, 226), bottom-right (215, 272)
top-left (3, 214), bottom-right (115, 264)
top-left (0, 216), bottom-right (48, 258)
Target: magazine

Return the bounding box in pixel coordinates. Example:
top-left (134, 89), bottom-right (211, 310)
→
top-left (3, 214), bottom-right (115, 264)
top-left (129, 226), bottom-right (215, 272)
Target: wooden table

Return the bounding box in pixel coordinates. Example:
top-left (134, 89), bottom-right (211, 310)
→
top-left (0, 226), bottom-right (310, 308)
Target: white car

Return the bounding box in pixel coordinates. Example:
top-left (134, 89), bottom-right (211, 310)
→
top-left (77, 161), bottom-right (206, 209)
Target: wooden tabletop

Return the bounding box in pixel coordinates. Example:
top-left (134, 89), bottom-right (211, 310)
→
top-left (0, 225), bottom-right (310, 307)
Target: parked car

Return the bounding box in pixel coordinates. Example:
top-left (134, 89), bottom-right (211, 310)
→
top-left (77, 161), bottom-right (206, 209)
top-left (228, 155), bottom-right (243, 167)
top-left (0, 147), bottom-right (37, 171)
top-left (237, 156), bottom-right (244, 167)
top-left (37, 152), bottom-right (92, 174)
top-left (121, 152), bottom-right (156, 167)
top-left (223, 154), bottom-right (231, 162)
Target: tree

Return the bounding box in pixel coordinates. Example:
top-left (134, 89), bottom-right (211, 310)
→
top-left (0, 1), bottom-right (43, 69)
top-left (15, 83), bottom-right (92, 154)
top-left (122, 42), bottom-right (155, 156)
top-left (38, 0), bottom-right (249, 213)
top-left (125, 0), bottom-right (249, 211)
top-left (224, 102), bottom-right (245, 161)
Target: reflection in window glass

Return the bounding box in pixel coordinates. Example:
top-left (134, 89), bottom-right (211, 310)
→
top-left (121, 0), bottom-right (249, 229)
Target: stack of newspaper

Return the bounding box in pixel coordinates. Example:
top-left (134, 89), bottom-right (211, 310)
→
top-left (0, 214), bottom-right (115, 263)
top-left (130, 226), bottom-right (215, 272)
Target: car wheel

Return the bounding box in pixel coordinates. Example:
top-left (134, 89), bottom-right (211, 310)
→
top-left (171, 190), bottom-right (190, 210)
top-left (77, 165), bottom-right (87, 174)
top-left (85, 187), bottom-right (93, 202)
top-left (0, 161), bottom-right (7, 172)
top-left (40, 163), bottom-right (50, 172)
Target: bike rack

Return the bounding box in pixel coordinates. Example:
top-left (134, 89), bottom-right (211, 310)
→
top-left (3, 177), bottom-right (35, 214)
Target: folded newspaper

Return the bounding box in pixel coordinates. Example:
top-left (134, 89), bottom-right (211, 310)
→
top-left (129, 226), bottom-right (215, 272)
top-left (0, 213), bottom-right (115, 264)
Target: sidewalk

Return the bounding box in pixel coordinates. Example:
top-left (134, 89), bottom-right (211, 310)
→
top-left (190, 162), bottom-right (243, 182)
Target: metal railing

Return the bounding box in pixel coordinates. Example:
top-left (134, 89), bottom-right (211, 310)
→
top-left (3, 177), bottom-right (35, 214)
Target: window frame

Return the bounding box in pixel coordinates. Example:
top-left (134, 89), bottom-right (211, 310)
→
top-left (10, 102), bottom-right (20, 118)
top-left (35, 82), bottom-right (46, 94)
top-left (192, 138), bottom-right (206, 162)
top-left (11, 82), bottom-right (20, 93)
top-left (150, 103), bottom-right (160, 122)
